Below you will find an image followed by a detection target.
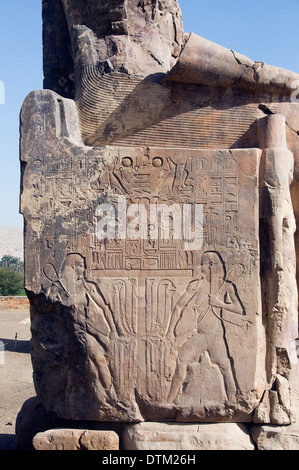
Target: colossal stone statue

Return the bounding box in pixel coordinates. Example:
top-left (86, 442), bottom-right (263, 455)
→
top-left (18, 0), bottom-right (299, 449)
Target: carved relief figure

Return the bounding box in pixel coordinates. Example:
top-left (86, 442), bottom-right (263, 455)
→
top-left (167, 251), bottom-right (245, 403)
top-left (258, 114), bottom-right (296, 271)
top-left (45, 253), bottom-right (118, 394)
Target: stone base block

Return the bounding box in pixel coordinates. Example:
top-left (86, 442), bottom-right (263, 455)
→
top-left (122, 422), bottom-right (255, 450)
top-left (33, 429), bottom-right (119, 451)
top-left (251, 424), bottom-right (299, 450)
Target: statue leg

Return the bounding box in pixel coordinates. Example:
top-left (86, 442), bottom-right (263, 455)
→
top-left (87, 334), bottom-right (112, 390)
top-left (208, 333), bottom-right (237, 402)
top-left (168, 333), bottom-right (204, 403)
top-left (269, 213), bottom-right (284, 270)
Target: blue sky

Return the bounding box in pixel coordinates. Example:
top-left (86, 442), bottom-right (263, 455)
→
top-left (0, 0), bottom-right (299, 228)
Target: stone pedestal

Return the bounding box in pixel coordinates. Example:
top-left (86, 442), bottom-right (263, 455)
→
top-left (33, 429), bottom-right (119, 451)
top-left (122, 422), bottom-right (255, 451)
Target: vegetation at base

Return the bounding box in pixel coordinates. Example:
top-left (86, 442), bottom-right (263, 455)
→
top-left (0, 255), bottom-right (25, 296)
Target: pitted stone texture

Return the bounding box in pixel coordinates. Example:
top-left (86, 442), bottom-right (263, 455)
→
top-left (122, 422), bottom-right (255, 450)
top-left (33, 429), bottom-right (119, 451)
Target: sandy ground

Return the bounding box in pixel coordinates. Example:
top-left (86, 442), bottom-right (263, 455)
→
top-left (0, 310), bottom-right (35, 450)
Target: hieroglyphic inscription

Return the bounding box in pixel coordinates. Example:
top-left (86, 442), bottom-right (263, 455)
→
top-left (30, 148), bottom-right (245, 275)
top-left (30, 149), bottom-right (245, 258)
top-left (91, 149), bottom-right (243, 273)
top-left (29, 146), bottom-right (262, 416)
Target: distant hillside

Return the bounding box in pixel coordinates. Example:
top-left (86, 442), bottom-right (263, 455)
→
top-left (0, 226), bottom-right (23, 261)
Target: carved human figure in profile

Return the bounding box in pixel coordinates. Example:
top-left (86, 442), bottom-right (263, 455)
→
top-left (45, 253), bottom-right (118, 393)
top-left (167, 250), bottom-right (245, 403)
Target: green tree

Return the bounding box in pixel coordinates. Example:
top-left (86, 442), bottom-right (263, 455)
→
top-left (0, 255), bottom-right (24, 273)
top-left (0, 267), bottom-right (24, 296)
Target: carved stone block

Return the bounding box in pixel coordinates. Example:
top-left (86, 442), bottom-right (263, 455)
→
top-left (21, 88), bottom-right (266, 421)
top-left (33, 429), bottom-right (119, 451)
top-left (251, 424), bottom-right (299, 451)
top-left (122, 422), bottom-right (255, 450)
